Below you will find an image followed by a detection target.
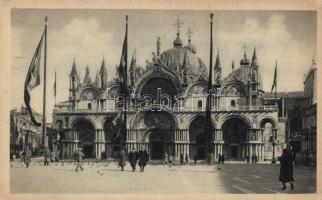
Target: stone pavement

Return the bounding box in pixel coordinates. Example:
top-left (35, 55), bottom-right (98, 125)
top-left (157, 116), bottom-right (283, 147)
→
top-left (10, 160), bottom-right (316, 194)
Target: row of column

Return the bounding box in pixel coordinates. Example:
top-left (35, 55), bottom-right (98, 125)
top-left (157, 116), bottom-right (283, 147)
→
top-left (174, 129), bottom-right (189, 141)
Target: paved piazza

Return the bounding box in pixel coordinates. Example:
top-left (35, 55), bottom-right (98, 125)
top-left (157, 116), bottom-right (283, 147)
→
top-left (10, 160), bottom-right (315, 194)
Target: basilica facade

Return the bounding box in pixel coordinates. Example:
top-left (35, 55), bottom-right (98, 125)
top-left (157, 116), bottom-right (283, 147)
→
top-left (53, 31), bottom-right (285, 161)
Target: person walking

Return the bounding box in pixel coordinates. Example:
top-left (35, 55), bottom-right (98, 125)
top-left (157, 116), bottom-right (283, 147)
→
top-left (218, 154), bottom-right (222, 164)
top-left (185, 153), bottom-right (189, 163)
top-left (221, 154), bottom-right (225, 164)
top-left (251, 154), bottom-right (255, 163)
top-left (44, 148), bottom-right (51, 166)
top-left (119, 149), bottom-right (126, 171)
top-left (255, 154), bottom-right (258, 164)
top-left (75, 148), bottom-right (85, 172)
top-left (207, 152), bottom-right (211, 165)
top-left (23, 146), bottom-right (32, 168)
top-left (164, 152), bottom-right (168, 165)
top-left (180, 153), bottom-right (184, 165)
top-left (279, 149), bottom-right (295, 190)
top-left (168, 153), bottom-right (172, 168)
top-left (193, 154), bottom-right (197, 164)
top-left (128, 148), bottom-right (138, 172)
top-left (138, 149), bottom-right (148, 172)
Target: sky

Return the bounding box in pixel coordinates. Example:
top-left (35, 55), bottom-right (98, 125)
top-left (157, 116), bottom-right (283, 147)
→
top-left (11, 9), bottom-right (316, 121)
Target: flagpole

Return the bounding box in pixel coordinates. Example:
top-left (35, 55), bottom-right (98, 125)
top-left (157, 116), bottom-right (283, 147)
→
top-left (123, 15), bottom-right (128, 151)
top-left (205, 13), bottom-right (214, 157)
top-left (42, 16), bottom-right (48, 149)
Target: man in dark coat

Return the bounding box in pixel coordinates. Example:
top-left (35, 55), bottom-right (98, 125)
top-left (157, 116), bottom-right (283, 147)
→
top-left (180, 153), bottom-right (184, 165)
top-left (185, 153), bottom-right (189, 163)
top-left (75, 148), bottom-right (85, 172)
top-left (251, 154), bottom-right (255, 163)
top-left (255, 155), bottom-right (258, 163)
top-left (279, 149), bottom-right (295, 190)
top-left (23, 146), bottom-right (32, 168)
top-left (138, 149), bottom-right (148, 172)
top-left (218, 154), bottom-right (222, 164)
top-left (221, 154), bottom-right (225, 164)
top-left (119, 149), bottom-right (126, 171)
top-left (128, 148), bottom-right (138, 172)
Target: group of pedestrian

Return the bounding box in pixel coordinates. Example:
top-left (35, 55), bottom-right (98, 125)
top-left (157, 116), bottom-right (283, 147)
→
top-left (244, 154), bottom-right (258, 163)
top-left (118, 148), bottom-right (149, 172)
top-left (218, 153), bottom-right (225, 164)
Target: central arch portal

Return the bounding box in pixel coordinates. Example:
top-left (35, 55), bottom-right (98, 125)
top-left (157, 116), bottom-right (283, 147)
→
top-left (73, 118), bottom-right (96, 159)
top-left (222, 117), bottom-right (250, 160)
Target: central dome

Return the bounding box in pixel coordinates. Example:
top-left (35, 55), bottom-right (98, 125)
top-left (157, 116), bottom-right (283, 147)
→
top-left (160, 38), bottom-right (208, 81)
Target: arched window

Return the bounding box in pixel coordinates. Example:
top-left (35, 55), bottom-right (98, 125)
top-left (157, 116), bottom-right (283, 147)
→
top-left (88, 103), bottom-right (92, 110)
top-left (231, 100), bottom-right (236, 107)
top-left (197, 100), bottom-right (202, 109)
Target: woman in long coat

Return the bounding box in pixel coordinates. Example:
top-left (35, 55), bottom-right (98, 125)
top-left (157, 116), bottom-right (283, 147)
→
top-left (23, 146), bottom-right (32, 168)
top-left (279, 149), bottom-right (295, 190)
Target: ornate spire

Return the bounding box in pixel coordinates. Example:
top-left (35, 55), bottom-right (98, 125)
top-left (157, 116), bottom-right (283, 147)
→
top-left (214, 50), bottom-right (221, 69)
top-left (214, 50), bottom-right (222, 85)
top-left (71, 57), bottom-right (77, 75)
top-left (184, 27), bottom-right (197, 54)
top-left (251, 47), bottom-right (258, 67)
top-left (95, 70), bottom-right (99, 86)
top-left (83, 65), bottom-right (92, 84)
top-left (173, 17), bottom-right (183, 48)
top-left (100, 56), bottom-right (107, 74)
top-left (129, 50), bottom-right (137, 72)
top-left (240, 43), bottom-right (250, 65)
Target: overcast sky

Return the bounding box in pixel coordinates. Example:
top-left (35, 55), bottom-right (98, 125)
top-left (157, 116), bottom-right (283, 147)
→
top-left (11, 9), bottom-right (316, 120)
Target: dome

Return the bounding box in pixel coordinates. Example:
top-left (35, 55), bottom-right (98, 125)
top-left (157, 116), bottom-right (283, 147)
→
top-left (160, 46), bottom-right (207, 78)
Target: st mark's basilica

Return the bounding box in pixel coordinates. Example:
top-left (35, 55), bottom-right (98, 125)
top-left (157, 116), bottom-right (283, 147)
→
top-left (53, 24), bottom-right (285, 162)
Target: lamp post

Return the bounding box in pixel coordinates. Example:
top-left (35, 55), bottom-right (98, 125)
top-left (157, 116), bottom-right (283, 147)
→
top-left (270, 135), bottom-right (277, 164)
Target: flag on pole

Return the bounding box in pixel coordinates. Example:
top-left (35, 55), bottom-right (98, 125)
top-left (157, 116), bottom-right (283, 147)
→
top-left (271, 61), bottom-right (277, 93)
top-left (117, 16), bottom-right (129, 97)
top-left (24, 32), bottom-right (45, 126)
top-left (114, 16), bottom-right (128, 145)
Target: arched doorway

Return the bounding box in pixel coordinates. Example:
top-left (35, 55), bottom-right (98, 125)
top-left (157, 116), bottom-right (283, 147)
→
top-left (141, 111), bottom-right (175, 160)
top-left (149, 129), bottom-right (166, 159)
top-left (73, 118), bottom-right (95, 159)
top-left (222, 117), bottom-right (250, 160)
top-left (189, 116), bottom-right (213, 160)
top-left (103, 118), bottom-right (122, 158)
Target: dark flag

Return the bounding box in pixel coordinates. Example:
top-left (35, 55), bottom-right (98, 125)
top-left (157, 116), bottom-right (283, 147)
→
top-left (204, 13), bottom-right (214, 154)
top-left (114, 16), bottom-right (129, 146)
top-left (271, 61), bottom-right (277, 93)
top-left (23, 32), bottom-right (45, 126)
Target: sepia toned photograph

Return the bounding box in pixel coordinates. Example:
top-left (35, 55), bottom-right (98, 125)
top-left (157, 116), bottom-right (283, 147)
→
top-left (7, 8), bottom-right (317, 195)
